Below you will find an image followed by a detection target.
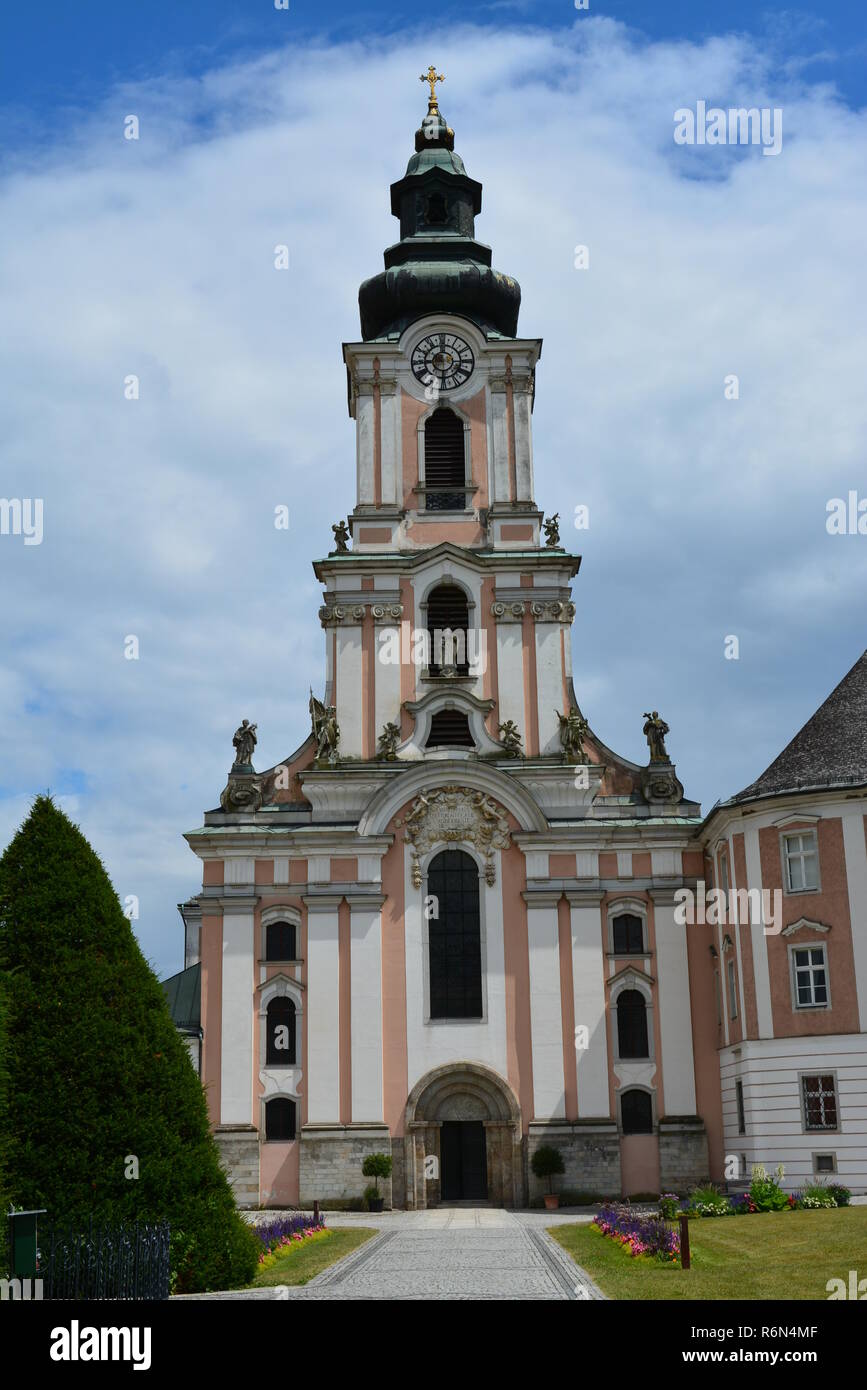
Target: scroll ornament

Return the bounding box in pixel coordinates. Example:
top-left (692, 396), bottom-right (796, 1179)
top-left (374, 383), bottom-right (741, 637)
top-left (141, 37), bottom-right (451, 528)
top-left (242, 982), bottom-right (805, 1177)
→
top-left (395, 785), bottom-right (510, 888)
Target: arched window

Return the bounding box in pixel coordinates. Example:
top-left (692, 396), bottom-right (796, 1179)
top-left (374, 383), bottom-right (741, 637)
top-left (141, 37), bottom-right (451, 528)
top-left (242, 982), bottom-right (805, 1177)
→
top-left (426, 583), bottom-right (469, 675)
top-left (265, 1096), bottom-right (296, 1141)
top-left (428, 849), bottom-right (482, 1019)
top-left (266, 996), bottom-right (296, 1066)
top-left (612, 913), bottom-right (643, 954)
top-left (621, 1089), bottom-right (653, 1135)
top-left (424, 409), bottom-right (466, 510)
top-left (265, 919), bottom-right (297, 962)
top-left (616, 989), bottom-right (649, 1059)
top-left (426, 710), bottom-right (474, 748)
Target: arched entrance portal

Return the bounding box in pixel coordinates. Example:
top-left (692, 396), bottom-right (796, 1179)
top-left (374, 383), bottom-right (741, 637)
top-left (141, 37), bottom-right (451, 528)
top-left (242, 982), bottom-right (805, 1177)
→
top-left (404, 1062), bottom-right (523, 1208)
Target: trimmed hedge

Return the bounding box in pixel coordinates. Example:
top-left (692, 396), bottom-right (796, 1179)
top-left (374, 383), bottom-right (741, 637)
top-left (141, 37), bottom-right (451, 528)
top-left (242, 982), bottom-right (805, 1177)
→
top-left (0, 796), bottom-right (258, 1292)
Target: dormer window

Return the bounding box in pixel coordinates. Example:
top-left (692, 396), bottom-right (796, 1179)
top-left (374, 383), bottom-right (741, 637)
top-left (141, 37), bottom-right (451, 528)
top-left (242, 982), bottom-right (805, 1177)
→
top-left (426, 709), bottom-right (474, 748)
top-left (424, 408), bottom-right (466, 510)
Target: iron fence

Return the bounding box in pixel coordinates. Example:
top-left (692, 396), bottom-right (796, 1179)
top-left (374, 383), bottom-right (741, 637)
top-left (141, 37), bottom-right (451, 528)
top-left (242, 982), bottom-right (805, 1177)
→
top-left (41, 1218), bottom-right (171, 1300)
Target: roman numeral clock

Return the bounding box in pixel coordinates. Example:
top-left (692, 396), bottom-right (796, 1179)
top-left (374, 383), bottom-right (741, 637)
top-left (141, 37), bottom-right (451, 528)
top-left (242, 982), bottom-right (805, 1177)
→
top-left (411, 331), bottom-right (475, 391)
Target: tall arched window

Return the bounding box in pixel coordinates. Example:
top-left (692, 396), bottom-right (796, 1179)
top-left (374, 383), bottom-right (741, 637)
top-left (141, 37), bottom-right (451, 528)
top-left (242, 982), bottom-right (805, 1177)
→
top-left (265, 1096), bottom-right (296, 1141)
top-left (616, 989), bottom-right (649, 1059)
top-left (428, 849), bottom-right (482, 1019)
top-left (424, 408), bottom-right (466, 510)
top-left (621, 1089), bottom-right (653, 1135)
top-left (426, 583), bottom-right (469, 675)
top-left (265, 919), bottom-right (297, 962)
top-left (266, 996), bottom-right (296, 1066)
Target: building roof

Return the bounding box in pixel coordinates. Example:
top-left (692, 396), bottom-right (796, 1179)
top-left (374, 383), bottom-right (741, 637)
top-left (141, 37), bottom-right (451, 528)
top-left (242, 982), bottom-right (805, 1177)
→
top-left (731, 649), bottom-right (867, 804)
top-left (161, 961), bottom-right (201, 1034)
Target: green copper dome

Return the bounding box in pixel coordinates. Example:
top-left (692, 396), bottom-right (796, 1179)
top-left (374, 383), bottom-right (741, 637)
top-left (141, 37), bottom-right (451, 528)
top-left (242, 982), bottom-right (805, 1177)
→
top-left (358, 95), bottom-right (521, 341)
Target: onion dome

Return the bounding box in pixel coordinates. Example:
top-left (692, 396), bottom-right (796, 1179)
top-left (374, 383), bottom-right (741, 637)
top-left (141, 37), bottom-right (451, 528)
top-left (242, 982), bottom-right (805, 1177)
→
top-left (358, 70), bottom-right (521, 341)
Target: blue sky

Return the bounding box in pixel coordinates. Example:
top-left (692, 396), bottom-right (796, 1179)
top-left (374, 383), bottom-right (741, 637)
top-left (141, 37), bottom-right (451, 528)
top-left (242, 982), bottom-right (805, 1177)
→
top-left (1, 4), bottom-right (865, 980)
top-left (3, 1), bottom-right (867, 127)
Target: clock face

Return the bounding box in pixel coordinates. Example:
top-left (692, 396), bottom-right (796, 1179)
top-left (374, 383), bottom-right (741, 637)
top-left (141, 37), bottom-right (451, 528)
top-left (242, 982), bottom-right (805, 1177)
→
top-left (411, 332), bottom-right (475, 391)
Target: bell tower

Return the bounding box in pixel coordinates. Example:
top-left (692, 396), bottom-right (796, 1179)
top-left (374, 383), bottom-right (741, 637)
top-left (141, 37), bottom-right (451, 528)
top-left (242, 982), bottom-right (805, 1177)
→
top-left (317, 76), bottom-right (580, 764)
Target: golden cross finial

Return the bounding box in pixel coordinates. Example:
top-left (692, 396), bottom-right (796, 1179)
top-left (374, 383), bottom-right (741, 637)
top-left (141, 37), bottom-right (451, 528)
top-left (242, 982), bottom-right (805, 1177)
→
top-left (420, 65), bottom-right (445, 110)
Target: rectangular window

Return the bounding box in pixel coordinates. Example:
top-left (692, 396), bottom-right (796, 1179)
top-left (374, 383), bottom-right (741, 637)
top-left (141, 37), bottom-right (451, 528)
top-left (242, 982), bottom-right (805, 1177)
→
top-left (717, 849), bottom-right (729, 895)
top-left (727, 958), bottom-right (738, 1019)
top-left (802, 1074), bottom-right (838, 1131)
top-left (612, 914), bottom-right (644, 954)
top-left (792, 945), bottom-right (829, 1008)
top-left (814, 1153), bottom-right (836, 1174)
top-left (714, 970), bottom-right (722, 1025)
top-left (735, 1079), bottom-right (746, 1135)
top-left (783, 831), bottom-right (819, 892)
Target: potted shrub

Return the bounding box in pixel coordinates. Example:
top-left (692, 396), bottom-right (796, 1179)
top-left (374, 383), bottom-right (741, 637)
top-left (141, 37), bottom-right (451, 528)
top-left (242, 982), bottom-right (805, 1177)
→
top-left (532, 1145), bottom-right (565, 1209)
top-left (361, 1152), bottom-right (393, 1213)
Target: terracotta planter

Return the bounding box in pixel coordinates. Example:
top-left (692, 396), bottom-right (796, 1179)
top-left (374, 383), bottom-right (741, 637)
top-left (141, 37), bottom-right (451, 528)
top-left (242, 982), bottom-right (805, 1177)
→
top-left (544, 1194), bottom-right (560, 1210)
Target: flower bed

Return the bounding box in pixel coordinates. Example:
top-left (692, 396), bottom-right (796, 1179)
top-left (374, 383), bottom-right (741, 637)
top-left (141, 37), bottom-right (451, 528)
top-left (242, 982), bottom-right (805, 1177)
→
top-left (682, 1168), bottom-right (852, 1218)
top-left (592, 1203), bottom-right (680, 1263)
top-left (254, 1213), bottom-right (328, 1268)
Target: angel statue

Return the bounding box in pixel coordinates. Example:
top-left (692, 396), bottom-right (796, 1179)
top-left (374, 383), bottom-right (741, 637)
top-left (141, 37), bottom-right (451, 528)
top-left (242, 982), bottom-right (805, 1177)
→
top-left (543, 513), bottom-right (561, 548)
top-left (378, 721), bottom-right (401, 760)
top-left (642, 710), bottom-right (670, 763)
top-left (498, 719), bottom-right (523, 757)
top-left (331, 520), bottom-right (350, 554)
top-left (556, 707), bottom-right (589, 762)
top-left (231, 719), bottom-right (257, 769)
top-left (310, 691), bottom-right (340, 764)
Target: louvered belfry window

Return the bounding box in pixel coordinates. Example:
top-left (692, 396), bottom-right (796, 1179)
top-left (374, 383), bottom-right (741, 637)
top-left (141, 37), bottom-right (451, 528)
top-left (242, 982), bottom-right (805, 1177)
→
top-left (426, 583), bottom-right (470, 675)
top-left (428, 849), bottom-right (483, 1019)
top-left (426, 709), bottom-right (474, 748)
top-left (424, 408), bottom-right (466, 510)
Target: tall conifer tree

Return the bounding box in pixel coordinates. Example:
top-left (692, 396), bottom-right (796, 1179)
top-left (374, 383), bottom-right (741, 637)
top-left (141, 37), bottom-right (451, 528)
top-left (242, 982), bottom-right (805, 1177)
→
top-left (0, 796), bottom-right (259, 1292)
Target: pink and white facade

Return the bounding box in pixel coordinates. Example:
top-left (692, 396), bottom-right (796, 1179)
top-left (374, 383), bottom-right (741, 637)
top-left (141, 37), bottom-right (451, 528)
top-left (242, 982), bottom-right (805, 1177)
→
top-left (180, 94), bottom-right (867, 1207)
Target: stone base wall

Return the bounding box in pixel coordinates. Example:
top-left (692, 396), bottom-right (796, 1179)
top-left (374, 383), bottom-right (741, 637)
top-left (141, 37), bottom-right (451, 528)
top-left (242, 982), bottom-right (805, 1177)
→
top-left (659, 1118), bottom-right (710, 1192)
top-left (390, 1136), bottom-right (407, 1209)
top-left (299, 1124), bottom-right (393, 1207)
top-left (527, 1120), bottom-right (621, 1203)
top-left (215, 1125), bottom-right (259, 1209)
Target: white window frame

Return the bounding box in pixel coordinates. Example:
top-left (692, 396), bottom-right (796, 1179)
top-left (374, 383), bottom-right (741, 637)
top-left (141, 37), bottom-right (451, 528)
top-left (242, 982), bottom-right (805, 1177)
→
top-left (606, 899), bottom-right (648, 957)
top-left (716, 844), bottom-right (729, 895)
top-left (735, 1078), bottom-right (746, 1135)
top-left (799, 1071), bottom-right (839, 1134)
top-left (781, 829), bottom-right (820, 894)
top-left (727, 957), bottom-right (738, 1020)
top-left (789, 942), bottom-right (830, 1011)
top-left (421, 844), bottom-right (489, 1025)
top-left (611, 973), bottom-right (654, 1063)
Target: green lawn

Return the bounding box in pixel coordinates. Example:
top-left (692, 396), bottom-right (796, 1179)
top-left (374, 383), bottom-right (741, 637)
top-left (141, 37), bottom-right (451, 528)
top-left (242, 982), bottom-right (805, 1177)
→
top-left (250, 1227), bottom-right (376, 1288)
top-left (551, 1207), bottom-right (867, 1300)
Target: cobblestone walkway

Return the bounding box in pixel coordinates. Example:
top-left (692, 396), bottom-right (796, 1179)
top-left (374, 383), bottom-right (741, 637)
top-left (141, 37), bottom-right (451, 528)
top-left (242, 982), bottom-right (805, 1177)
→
top-left (184, 1208), bottom-right (604, 1301)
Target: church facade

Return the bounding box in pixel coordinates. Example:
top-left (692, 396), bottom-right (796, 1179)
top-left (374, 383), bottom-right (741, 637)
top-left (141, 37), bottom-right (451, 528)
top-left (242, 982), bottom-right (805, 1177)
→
top-left (180, 80), bottom-right (867, 1208)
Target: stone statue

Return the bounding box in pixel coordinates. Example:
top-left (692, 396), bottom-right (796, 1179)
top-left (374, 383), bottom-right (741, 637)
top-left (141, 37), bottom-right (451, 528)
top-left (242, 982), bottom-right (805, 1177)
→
top-left (556, 708), bottom-right (589, 761)
top-left (498, 719), bottom-right (523, 757)
top-left (378, 721), bottom-right (401, 760)
top-left (543, 513), bottom-right (560, 548)
top-left (331, 520), bottom-right (350, 554)
top-left (310, 691), bottom-right (340, 764)
top-left (642, 710), bottom-right (670, 763)
top-left (231, 719), bottom-right (257, 769)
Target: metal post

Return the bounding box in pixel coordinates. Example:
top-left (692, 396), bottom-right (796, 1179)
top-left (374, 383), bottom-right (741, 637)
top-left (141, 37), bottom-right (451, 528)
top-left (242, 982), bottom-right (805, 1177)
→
top-left (313, 1200), bottom-right (320, 1225)
top-left (679, 1212), bottom-right (691, 1269)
